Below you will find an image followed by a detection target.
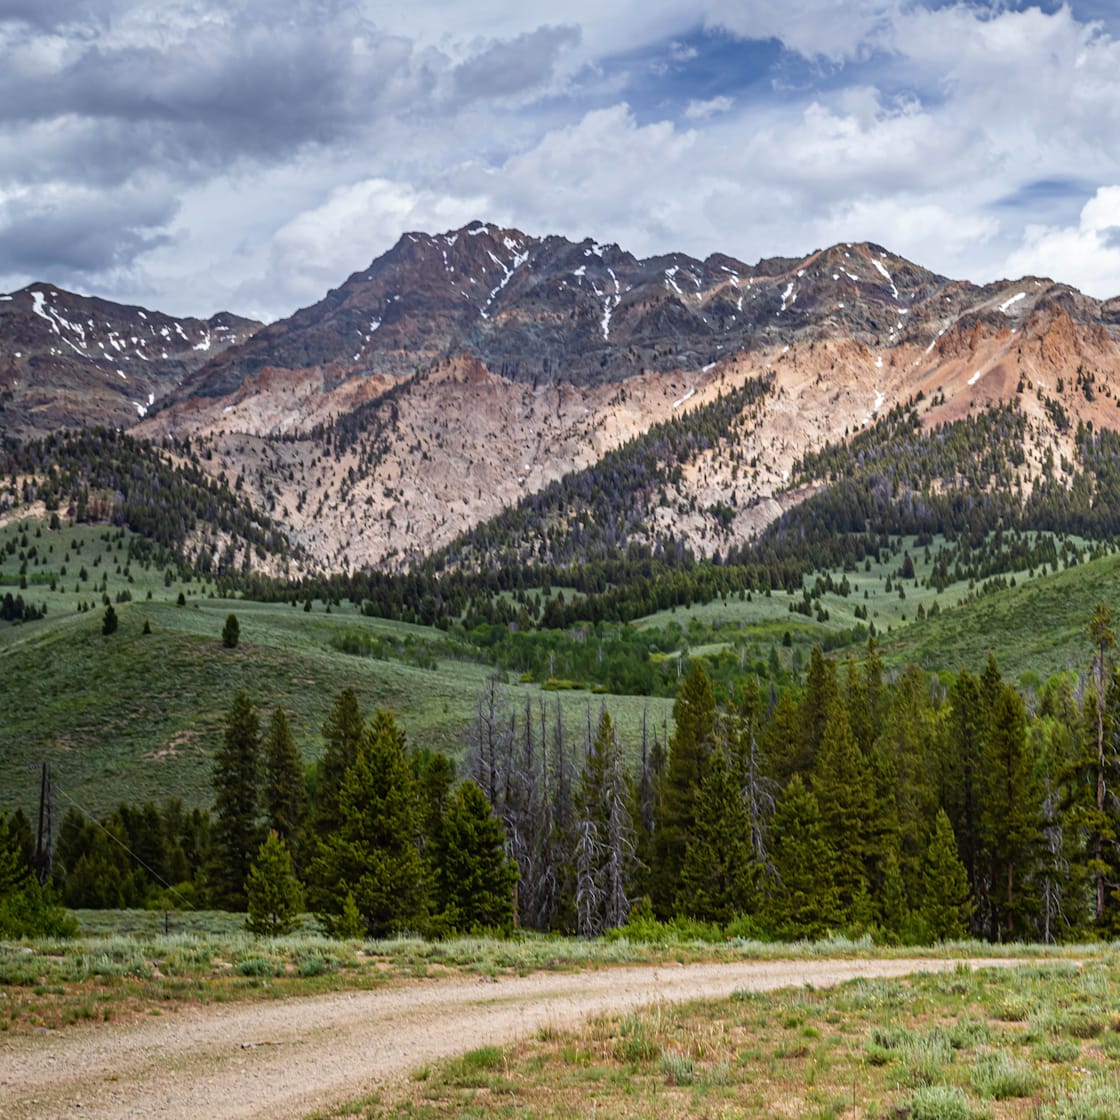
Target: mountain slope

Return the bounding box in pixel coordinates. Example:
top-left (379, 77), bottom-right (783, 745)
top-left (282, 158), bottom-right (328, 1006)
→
top-left (7, 222), bottom-right (1120, 573)
top-left (0, 284), bottom-right (260, 438)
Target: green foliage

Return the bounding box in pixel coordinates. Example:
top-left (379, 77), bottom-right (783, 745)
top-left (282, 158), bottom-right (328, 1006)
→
top-left (245, 831), bottom-right (303, 936)
top-left (766, 775), bottom-right (841, 939)
top-left (101, 604), bottom-right (117, 635)
top-left (262, 707), bottom-right (306, 864)
top-left (980, 679), bottom-right (1041, 939)
top-left (921, 810), bottom-right (973, 941)
top-left (432, 780), bottom-right (518, 935)
top-left (210, 690), bottom-right (262, 910)
top-left (308, 709), bottom-right (429, 938)
top-left (654, 661), bottom-right (716, 915)
top-left (678, 745), bottom-right (754, 923)
top-left (221, 612), bottom-right (240, 649)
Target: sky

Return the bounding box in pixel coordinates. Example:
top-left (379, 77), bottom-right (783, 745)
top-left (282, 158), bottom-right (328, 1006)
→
top-left (2, 0), bottom-right (1119, 322)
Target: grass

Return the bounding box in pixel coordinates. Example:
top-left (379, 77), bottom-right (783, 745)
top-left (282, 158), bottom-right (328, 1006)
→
top-left (0, 916), bottom-right (1084, 1036)
top-left (311, 951), bottom-right (1120, 1120)
top-left (0, 515), bottom-right (674, 817)
top-left (1, 511), bottom-right (1116, 818)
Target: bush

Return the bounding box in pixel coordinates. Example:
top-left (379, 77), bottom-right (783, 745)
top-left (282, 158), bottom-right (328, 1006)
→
top-left (235, 957), bottom-right (275, 977)
top-left (969, 1050), bottom-right (1039, 1099)
top-left (905, 1084), bottom-right (977, 1120)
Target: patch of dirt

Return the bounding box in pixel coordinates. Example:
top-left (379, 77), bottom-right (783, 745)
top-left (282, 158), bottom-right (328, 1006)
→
top-left (0, 957), bottom-right (1021, 1120)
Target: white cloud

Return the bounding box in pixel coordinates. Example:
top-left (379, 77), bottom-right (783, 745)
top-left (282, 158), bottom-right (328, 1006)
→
top-left (3, 0), bottom-right (1120, 319)
top-left (684, 95), bottom-right (734, 120)
top-left (1005, 186), bottom-right (1120, 300)
top-left (704, 0), bottom-right (896, 60)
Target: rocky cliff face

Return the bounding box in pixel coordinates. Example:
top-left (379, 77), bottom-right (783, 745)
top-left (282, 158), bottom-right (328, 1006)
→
top-left (0, 285), bottom-right (259, 439)
top-left (8, 223), bottom-right (1120, 573)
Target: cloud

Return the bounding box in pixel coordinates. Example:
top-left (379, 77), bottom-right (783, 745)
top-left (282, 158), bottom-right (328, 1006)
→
top-left (0, 182), bottom-right (176, 279)
top-left (704, 0), bottom-right (896, 60)
top-left (683, 95), bottom-right (734, 119)
top-left (239, 178), bottom-right (492, 317)
top-left (1, 0), bottom-right (1120, 319)
top-left (1005, 186), bottom-right (1120, 299)
top-left (451, 25), bottom-right (580, 102)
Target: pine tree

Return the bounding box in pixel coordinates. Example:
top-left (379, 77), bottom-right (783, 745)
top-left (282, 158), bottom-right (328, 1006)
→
top-left (307, 709), bottom-right (428, 938)
top-left (878, 846), bottom-right (909, 943)
top-left (434, 781), bottom-right (518, 934)
top-left (920, 810), bottom-right (973, 942)
top-left (246, 831), bottom-right (303, 936)
top-left (654, 661), bottom-right (716, 916)
top-left (766, 775), bottom-right (840, 939)
top-left (679, 745), bottom-right (754, 922)
top-left (800, 645), bottom-right (839, 768)
top-left (262, 707), bottom-right (307, 867)
top-left (102, 603), bottom-right (117, 635)
top-left (1088, 604), bottom-right (1116, 925)
top-left (222, 612), bottom-right (240, 649)
top-left (209, 689), bottom-right (262, 910)
top-left (945, 669), bottom-right (985, 913)
top-left (309, 688), bottom-right (365, 841)
top-left (980, 683), bottom-right (1041, 940)
top-left (812, 697), bottom-right (873, 925)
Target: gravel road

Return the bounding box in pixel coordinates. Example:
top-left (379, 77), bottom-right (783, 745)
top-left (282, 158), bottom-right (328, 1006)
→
top-left (0, 957), bottom-right (1020, 1119)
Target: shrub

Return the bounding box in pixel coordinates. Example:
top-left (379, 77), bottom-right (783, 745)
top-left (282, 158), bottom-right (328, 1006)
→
top-left (969, 1050), bottom-right (1039, 1099)
top-left (905, 1084), bottom-right (977, 1120)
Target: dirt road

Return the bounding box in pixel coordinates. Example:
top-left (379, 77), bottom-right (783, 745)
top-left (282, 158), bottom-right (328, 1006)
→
top-left (0, 957), bottom-right (1019, 1120)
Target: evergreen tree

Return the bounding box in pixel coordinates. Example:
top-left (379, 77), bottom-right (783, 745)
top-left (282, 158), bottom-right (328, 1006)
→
top-left (654, 661), bottom-right (716, 916)
top-left (222, 612), bottom-right (240, 649)
top-left (800, 645), bottom-right (839, 768)
top-left (879, 665), bottom-right (941, 903)
top-left (812, 697), bottom-right (873, 925)
top-left (980, 683), bottom-right (1041, 940)
top-left (309, 688), bottom-right (365, 841)
top-left (1088, 604), bottom-right (1116, 925)
top-left (415, 749), bottom-right (455, 864)
top-left (209, 689), bottom-right (262, 910)
top-left (102, 603), bottom-right (118, 635)
top-left (262, 707), bottom-right (307, 868)
top-left (246, 831), bottom-right (303, 935)
top-left (878, 846), bottom-right (909, 943)
top-left (766, 775), bottom-right (840, 939)
top-left (434, 780), bottom-right (518, 934)
top-left (945, 669), bottom-right (986, 914)
top-left (920, 809), bottom-right (973, 942)
top-left (307, 709), bottom-right (428, 938)
top-left (0, 816), bottom-right (74, 938)
top-left (678, 745), bottom-right (754, 922)
top-left (762, 690), bottom-right (803, 785)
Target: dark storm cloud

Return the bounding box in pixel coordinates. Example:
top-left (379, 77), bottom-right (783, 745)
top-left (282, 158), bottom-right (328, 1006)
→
top-left (0, 188), bottom-right (176, 279)
top-left (0, 6), bottom-right (436, 165)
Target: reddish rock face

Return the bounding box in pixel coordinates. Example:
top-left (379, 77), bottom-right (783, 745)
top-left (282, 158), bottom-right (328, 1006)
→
top-left (7, 222), bottom-right (1120, 573)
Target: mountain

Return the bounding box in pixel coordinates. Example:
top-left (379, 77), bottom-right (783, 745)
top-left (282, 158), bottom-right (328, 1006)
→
top-left (0, 284), bottom-right (260, 439)
top-left (5, 223), bottom-right (1120, 573)
top-left (136, 223), bottom-right (1120, 572)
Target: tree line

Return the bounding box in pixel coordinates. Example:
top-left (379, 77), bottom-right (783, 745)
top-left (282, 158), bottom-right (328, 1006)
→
top-left (32, 604), bottom-right (1120, 945)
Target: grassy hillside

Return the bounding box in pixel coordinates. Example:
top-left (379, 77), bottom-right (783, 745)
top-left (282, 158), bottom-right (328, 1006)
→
top-left (0, 515), bottom-right (674, 818)
top-left (1, 509), bottom-right (1112, 819)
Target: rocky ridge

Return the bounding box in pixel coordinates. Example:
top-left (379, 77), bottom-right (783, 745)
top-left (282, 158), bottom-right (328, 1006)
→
top-left (0, 285), bottom-right (259, 439)
top-left (5, 222), bottom-right (1120, 572)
